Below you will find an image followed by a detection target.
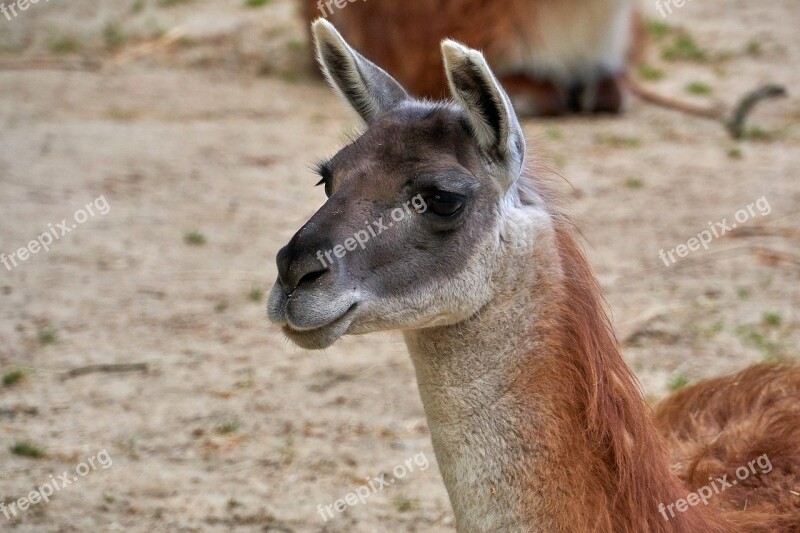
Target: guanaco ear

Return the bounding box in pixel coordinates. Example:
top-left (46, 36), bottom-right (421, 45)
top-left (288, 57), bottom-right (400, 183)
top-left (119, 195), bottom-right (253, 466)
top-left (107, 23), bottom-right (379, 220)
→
top-left (312, 19), bottom-right (408, 124)
top-left (441, 40), bottom-right (525, 183)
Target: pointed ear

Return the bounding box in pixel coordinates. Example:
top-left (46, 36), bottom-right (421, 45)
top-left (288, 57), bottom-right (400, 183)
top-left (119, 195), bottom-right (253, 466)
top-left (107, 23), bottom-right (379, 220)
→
top-left (312, 19), bottom-right (408, 124)
top-left (441, 40), bottom-right (525, 182)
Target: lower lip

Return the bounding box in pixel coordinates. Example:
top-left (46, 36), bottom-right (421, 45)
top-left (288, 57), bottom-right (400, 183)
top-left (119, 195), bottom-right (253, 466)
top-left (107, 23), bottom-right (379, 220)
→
top-left (284, 302), bottom-right (358, 334)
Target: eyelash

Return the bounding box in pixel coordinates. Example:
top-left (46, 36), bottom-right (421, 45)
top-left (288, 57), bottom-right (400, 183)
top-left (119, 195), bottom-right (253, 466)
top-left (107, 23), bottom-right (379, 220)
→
top-left (315, 163), bottom-right (333, 197)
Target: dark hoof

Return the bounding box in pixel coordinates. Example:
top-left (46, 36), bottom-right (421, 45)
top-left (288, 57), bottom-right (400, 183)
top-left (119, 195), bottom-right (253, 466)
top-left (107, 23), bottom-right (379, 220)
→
top-left (591, 75), bottom-right (624, 114)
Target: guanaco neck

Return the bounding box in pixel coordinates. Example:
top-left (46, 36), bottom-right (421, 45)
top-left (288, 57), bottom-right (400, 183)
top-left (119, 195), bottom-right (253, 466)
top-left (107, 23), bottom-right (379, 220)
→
top-left (403, 215), bottom-right (730, 532)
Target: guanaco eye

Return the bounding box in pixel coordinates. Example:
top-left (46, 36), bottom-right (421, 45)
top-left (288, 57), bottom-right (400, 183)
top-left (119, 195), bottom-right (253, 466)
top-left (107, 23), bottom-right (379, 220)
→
top-left (425, 191), bottom-right (465, 217)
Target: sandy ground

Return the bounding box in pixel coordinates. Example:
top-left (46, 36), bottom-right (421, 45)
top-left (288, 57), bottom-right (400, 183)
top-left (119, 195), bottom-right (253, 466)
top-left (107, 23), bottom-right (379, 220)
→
top-left (0, 0), bottom-right (798, 531)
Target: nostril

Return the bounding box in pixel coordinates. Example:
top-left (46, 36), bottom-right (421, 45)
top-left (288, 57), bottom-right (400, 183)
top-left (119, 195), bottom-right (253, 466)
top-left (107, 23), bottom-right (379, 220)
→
top-left (276, 238), bottom-right (335, 294)
top-left (294, 268), bottom-right (329, 291)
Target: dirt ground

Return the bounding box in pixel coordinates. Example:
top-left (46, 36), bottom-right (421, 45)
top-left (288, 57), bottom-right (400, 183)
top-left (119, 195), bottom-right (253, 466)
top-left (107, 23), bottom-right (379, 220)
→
top-left (0, 0), bottom-right (798, 531)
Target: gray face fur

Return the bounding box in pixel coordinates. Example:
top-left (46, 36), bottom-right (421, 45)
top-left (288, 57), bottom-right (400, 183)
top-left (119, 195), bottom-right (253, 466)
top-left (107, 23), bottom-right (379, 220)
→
top-left (268, 19), bottom-right (528, 349)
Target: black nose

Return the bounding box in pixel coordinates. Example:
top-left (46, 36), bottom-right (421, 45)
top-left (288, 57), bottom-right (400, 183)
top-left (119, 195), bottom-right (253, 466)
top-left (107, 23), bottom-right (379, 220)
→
top-left (276, 233), bottom-right (332, 294)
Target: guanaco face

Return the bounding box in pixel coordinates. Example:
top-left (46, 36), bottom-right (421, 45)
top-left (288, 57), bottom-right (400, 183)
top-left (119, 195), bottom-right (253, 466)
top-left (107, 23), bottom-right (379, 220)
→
top-left (268, 20), bottom-right (544, 349)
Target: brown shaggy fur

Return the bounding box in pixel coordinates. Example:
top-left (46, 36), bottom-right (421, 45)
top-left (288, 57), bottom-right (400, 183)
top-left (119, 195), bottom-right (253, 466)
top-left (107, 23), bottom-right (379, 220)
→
top-left (524, 194), bottom-right (800, 530)
top-left (656, 364), bottom-right (800, 530)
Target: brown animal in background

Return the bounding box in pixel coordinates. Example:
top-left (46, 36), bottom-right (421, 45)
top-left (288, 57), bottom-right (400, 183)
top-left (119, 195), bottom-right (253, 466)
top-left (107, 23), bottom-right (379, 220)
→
top-left (303, 0), bottom-right (642, 115)
top-left (269, 20), bottom-right (800, 531)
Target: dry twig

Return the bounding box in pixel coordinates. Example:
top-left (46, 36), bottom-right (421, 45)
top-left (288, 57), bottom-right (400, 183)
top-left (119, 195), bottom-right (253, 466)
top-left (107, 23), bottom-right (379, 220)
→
top-left (61, 363), bottom-right (149, 380)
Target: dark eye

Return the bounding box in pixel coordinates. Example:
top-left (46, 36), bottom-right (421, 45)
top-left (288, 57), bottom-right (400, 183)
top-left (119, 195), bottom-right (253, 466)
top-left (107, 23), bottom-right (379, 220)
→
top-left (425, 191), bottom-right (465, 217)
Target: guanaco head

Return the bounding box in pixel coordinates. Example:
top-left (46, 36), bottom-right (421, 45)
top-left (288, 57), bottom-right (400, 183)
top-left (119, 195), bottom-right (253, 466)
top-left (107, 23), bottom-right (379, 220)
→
top-left (268, 19), bottom-right (543, 349)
